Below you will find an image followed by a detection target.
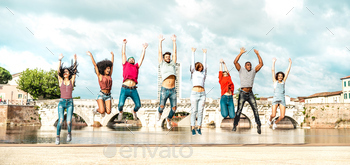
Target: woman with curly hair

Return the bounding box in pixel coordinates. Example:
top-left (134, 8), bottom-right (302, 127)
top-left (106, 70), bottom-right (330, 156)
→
top-left (87, 51), bottom-right (114, 117)
top-left (267, 57), bottom-right (292, 130)
top-left (56, 54), bottom-right (78, 145)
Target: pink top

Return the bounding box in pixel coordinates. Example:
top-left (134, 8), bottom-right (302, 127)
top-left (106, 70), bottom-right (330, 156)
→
top-left (99, 76), bottom-right (112, 90)
top-left (123, 61), bottom-right (139, 84)
top-left (60, 81), bottom-right (73, 99)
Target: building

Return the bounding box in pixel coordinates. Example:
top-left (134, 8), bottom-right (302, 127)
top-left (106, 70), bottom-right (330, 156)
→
top-left (304, 91), bottom-right (342, 104)
top-left (304, 75), bottom-right (350, 104)
top-left (340, 75), bottom-right (350, 103)
top-left (0, 73), bottom-right (33, 105)
top-left (157, 63), bottom-right (181, 100)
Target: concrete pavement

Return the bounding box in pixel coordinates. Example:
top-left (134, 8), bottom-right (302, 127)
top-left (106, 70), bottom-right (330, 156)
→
top-left (1, 145), bottom-right (350, 164)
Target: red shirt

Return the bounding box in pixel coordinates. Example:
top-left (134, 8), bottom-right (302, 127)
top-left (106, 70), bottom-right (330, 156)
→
top-left (219, 71), bottom-right (234, 96)
top-left (123, 61), bottom-right (139, 84)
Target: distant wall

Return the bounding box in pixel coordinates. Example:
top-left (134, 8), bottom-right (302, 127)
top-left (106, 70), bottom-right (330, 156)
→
top-left (0, 105), bottom-right (41, 126)
top-left (304, 103), bottom-right (350, 128)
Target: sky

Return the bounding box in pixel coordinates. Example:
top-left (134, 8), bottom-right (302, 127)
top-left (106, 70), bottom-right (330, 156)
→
top-left (0, 0), bottom-right (349, 100)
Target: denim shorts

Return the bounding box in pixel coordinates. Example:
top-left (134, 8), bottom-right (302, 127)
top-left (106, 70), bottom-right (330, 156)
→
top-left (96, 91), bottom-right (113, 101)
top-left (272, 98), bottom-right (286, 107)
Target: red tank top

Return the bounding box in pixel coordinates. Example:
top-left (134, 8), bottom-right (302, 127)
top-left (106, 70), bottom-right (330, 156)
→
top-left (99, 76), bottom-right (112, 90)
top-left (60, 81), bottom-right (73, 99)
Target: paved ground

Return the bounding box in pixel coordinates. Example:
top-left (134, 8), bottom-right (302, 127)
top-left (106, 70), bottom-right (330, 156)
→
top-left (1, 145), bottom-right (350, 164)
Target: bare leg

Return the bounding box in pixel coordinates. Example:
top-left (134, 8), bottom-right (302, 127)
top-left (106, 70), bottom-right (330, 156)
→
top-left (105, 100), bottom-right (112, 114)
top-left (275, 104), bottom-right (286, 124)
top-left (269, 104), bottom-right (278, 122)
top-left (96, 99), bottom-right (105, 114)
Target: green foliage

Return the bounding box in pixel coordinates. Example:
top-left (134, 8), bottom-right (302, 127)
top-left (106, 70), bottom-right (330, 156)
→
top-left (312, 116), bottom-right (316, 121)
top-left (0, 67), bottom-right (12, 84)
top-left (16, 68), bottom-right (60, 99)
top-left (73, 96), bottom-right (81, 99)
top-left (123, 112), bottom-right (134, 120)
top-left (254, 94), bottom-right (260, 100)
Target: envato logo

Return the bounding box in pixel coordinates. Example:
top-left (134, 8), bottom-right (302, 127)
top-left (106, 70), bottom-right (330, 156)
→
top-left (103, 144), bottom-right (193, 158)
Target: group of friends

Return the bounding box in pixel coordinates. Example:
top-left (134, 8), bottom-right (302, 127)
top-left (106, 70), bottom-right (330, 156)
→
top-left (55, 34), bottom-right (292, 145)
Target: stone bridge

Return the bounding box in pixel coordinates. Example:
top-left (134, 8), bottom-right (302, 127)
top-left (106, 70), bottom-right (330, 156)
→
top-left (36, 98), bottom-right (305, 128)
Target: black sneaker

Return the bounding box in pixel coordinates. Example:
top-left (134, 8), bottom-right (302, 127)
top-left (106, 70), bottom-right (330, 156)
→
top-left (232, 125), bottom-right (237, 132)
top-left (197, 129), bottom-right (202, 135)
top-left (191, 129), bottom-right (196, 136)
top-left (257, 125), bottom-right (261, 134)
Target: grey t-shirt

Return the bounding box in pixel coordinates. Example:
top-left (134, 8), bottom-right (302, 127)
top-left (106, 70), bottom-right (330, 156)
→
top-left (160, 60), bottom-right (176, 82)
top-left (239, 67), bottom-right (256, 88)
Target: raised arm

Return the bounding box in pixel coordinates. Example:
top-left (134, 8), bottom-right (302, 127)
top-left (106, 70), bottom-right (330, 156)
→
top-left (110, 51), bottom-right (114, 76)
top-left (234, 47), bottom-right (246, 71)
top-left (254, 49), bottom-right (264, 73)
top-left (219, 59), bottom-right (223, 72)
top-left (86, 51), bottom-right (101, 80)
top-left (122, 39), bottom-right (127, 65)
top-left (158, 34), bottom-right (165, 64)
top-left (283, 58), bottom-right (292, 82)
top-left (191, 47), bottom-right (196, 72)
top-left (171, 34), bottom-right (177, 63)
top-left (202, 49), bottom-right (207, 72)
top-left (57, 54), bottom-right (64, 83)
top-left (272, 58), bottom-right (276, 83)
top-left (71, 54), bottom-right (77, 84)
top-left (219, 59), bottom-right (223, 80)
top-left (223, 60), bottom-right (229, 73)
top-left (138, 43), bottom-right (148, 67)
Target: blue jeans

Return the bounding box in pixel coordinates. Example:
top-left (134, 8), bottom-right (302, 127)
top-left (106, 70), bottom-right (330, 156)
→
top-left (220, 95), bottom-right (235, 118)
top-left (118, 86), bottom-right (141, 112)
top-left (57, 98), bottom-right (74, 136)
top-left (158, 87), bottom-right (177, 119)
top-left (233, 90), bottom-right (261, 126)
top-left (190, 91), bottom-right (206, 126)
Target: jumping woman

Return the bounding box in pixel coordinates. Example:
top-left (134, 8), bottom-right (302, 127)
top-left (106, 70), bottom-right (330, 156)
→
top-left (268, 57), bottom-right (292, 130)
top-left (190, 47), bottom-right (207, 136)
top-left (56, 54), bottom-right (78, 145)
top-left (87, 51), bottom-right (114, 118)
top-left (218, 59), bottom-right (235, 122)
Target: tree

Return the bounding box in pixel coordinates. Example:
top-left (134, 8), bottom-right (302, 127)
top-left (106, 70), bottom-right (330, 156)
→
top-left (16, 68), bottom-right (60, 99)
top-left (0, 67), bottom-right (12, 84)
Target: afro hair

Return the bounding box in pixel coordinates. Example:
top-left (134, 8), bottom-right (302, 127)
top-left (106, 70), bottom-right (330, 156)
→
top-left (96, 59), bottom-right (113, 75)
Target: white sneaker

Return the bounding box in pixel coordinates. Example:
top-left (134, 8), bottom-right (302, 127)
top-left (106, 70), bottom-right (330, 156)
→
top-left (92, 107), bottom-right (99, 115)
top-left (55, 136), bottom-right (60, 145)
top-left (118, 112), bottom-right (123, 121)
top-left (156, 112), bottom-right (162, 121)
top-left (166, 119), bottom-right (172, 130)
top-left (267, 120), bottom-right (272, 127)
top-left (272, 121), bottom-right (277, 130)
top-left (133, 111), bottom-right (138, 121)
top-left (66, 133), bottom-right (72, 142)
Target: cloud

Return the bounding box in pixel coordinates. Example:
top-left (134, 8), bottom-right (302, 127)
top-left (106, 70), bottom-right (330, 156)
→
top-left (0, 0), bottom-right (349, 99)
